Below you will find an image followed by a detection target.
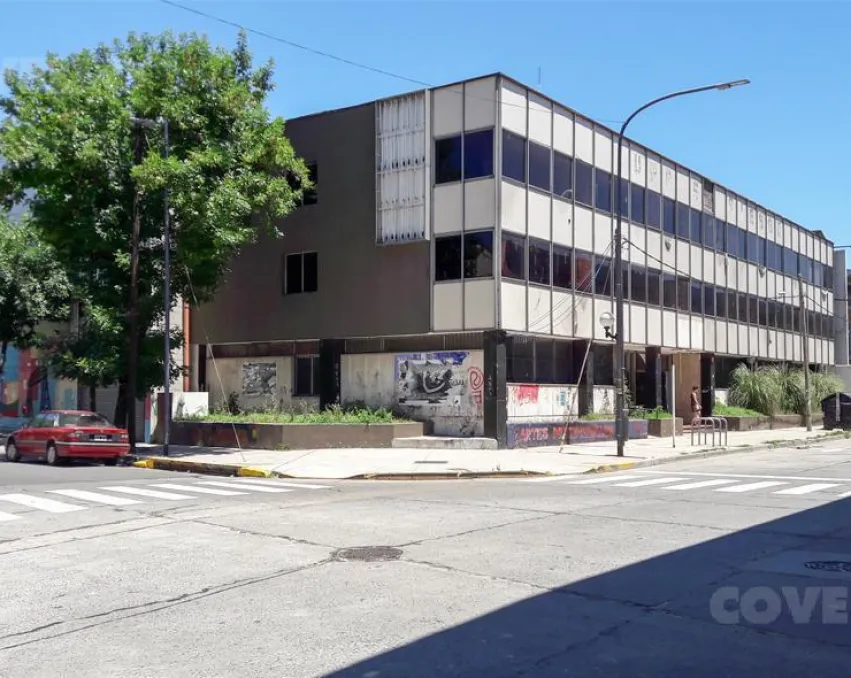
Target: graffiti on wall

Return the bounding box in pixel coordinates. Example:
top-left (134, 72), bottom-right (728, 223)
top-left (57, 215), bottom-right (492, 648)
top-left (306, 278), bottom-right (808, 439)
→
top-left (396, 351), bottom-right (470, 406)
top-left (0, 346), bottom-right (76, 431)
top-left (242, 362), bottom-right (277, 397)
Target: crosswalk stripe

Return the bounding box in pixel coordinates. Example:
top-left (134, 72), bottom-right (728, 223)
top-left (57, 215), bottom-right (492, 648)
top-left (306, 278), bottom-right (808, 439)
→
top-left (0, 511), bottom-right (20, 522)
top-left (48, 489), bottom-right (141, 506)
top-left (150, 483), bottom-right (248, 496)
top-left (567, 474), bottom-right (645, 485)
top-left (773, 483), bottom-right (841, 496)
top-left (196, 481), bottom-right (292, 494)
top-left (613, 477), bottom-right (687, 488)
top-left (100, 486), bottom-right (192, 500)
top-left (716, 481), bottom-right (787, 493)
top-left (232, 479), bottom-right (331, 490)
top-left (664, 479), bottom-right (739, 491)
top-left (0, 493), bottom-right (85, 513)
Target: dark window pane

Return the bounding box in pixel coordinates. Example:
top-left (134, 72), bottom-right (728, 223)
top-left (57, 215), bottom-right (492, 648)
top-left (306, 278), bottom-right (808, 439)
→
top-left (714, 220), bottom-right (726, 252)
top-left (646, 190), bottom-right (661, 230)
top-left (507, 336), bottom-right (534, 382)
top-left (663, 198), bottom-right (676, 235)
top-left (595, 169), bottom-right (612, 213)
top-left (501, 234), bottom-right (526, 280)
top-left (704, 284), bottom-right (715, 317)
top-left (728, 290), bottom-right (738, 321)
top-left (595, 256), bottom-right (612, 296)
top-left (691, 281), bottom-right (702, 315)
top-left (502, 130), bottom-right (526, 183)
top-left (435, 236), bottom-right (462, 281)
top-left (529, 239), bottom-right (551, 285)
top-left (676, 202), bottom-right (690, 239)
top-left (303, 163), bottom-right (318, 205)
top-left (738, 292), bottom-right (748, 323)
top-left (535, 340), bottom-right (555, 384)
top-left (294, 357), bottom-right (314, 396)
top-left (757, 237), bottom-right (767, 266)
top-left (716, 287), bottom-right (727, 318)
top-left (631, 265), bottom-right (647, 303)
top-left (554, 341), bottom-right (574, 384)
top-left (575, 160), bottom-right (593, 207)
top-left (435, 136), bottom-right (462, 184)
top-left (286, 253), bottom-right (302, 294)
top-left (631, 184), bottom-right (645, 225)
top-left (813, 261), bottom-right (823, 288)
top-left (759, 299), bottom-right (767, 326)
top-left (749, 296), bottom-right (758, 325)
top-left (689, 208), bottom-right (702, 243)
top-left (768, 300), bottom-right (777, 328)
top-left (677, 276), bottom-right (690, 312)
top-left (575, 251), bottom-right (593, 293)
top-left (784, 248), bottom-right (797, 276)
top-left (747, 233), bottom-right (759, 264)
top-left (553, 246), bottom-right (572, 289)
top-left (663, 273), bottom-right (677, 309)
top-left (528, 141), bottom-right (551, 191)
top-left (592, 344), bottom-right (614, 386)
top-left (647, 269), bottom-right (661, 306)
top-left (303, 252), bottom-right (318, 293)
top-left (825, 266), bottom-right (834, 289)
top-left (702, 215), bottom-right (715, 250)
top-left (553, 152), bottom-right (573, 199)
top-left (463, 231), bottom-right (493, 278)
top-left (727, 224), bottom-right (739, 258)
top-left (463, 129), bottom-right (494, 179)
top-left (618, 178), bottom-right (629, 218)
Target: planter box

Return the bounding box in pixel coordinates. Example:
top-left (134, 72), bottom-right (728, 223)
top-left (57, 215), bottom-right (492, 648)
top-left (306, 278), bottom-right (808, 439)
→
top-left (647, 417), bottom-right (683, 437)
top-left (506, 419), bottom-right (649, 448)
top-left (723, 414), bottom-right (824, 432)
top-left (163, 421), bottom-right (424, 449)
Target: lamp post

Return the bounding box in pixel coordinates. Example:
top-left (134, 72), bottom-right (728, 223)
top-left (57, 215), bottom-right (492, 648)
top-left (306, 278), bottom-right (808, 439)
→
top-left (613, 79), bottom-right (750, 457)
top-left (129, 116), bottom-right (171, 456)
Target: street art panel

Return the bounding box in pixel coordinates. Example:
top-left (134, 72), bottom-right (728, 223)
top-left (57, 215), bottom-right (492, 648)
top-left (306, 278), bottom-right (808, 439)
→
top-left (0, 346), bottom-right (76, 432)
top-left (242, 362), bottom-right (277, 397)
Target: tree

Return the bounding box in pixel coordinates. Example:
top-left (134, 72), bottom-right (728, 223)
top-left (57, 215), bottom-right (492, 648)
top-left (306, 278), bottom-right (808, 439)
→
top-left (0, 212), bottom-right (70, 378)
top-left (0, 31), bottom-right (309, 435)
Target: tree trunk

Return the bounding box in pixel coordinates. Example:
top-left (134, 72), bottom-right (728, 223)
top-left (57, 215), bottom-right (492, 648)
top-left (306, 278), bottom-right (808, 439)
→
top-left (125, 125), bottom-right (145, 453)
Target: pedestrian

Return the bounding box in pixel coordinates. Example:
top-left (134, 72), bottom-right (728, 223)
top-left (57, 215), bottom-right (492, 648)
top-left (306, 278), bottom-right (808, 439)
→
top-left (690, 386), bottom-right (702, 424)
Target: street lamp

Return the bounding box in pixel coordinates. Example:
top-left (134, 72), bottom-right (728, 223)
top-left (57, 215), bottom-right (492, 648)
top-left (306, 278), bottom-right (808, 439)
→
top-left (129, 116), bottom-right (172, 456)
top-left (599, 311), bottom-right (616, 340)
top-left (613, 79), bottom-right (750, 457)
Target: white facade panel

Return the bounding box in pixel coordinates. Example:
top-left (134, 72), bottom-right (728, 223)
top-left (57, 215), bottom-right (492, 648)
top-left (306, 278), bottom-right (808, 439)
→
top-left (552, 290), bottom-right (573, 336)
top-left (727, 322), bottom-right (738, 355)
top-left (500, 80), bottom-right (527, 137)
top-left (630, 304), bottom-right (647, 345)
top-left (746, 205), bottom-right (756, 233)
top-left (594, 129), bottom-right (613, 172)
top-left (528, 92), bottom-right (552, 146)
top-left (662, 310), bottom-right (677, 347)
top-left (737, 261), bottom-right (749, 293)
top-left (646, 230), bottom-right (662, 270)
top-left (629, 225), bottom-right (647, 266)
top-left (464, 77), bottom-right (497, 131)
top-left (676, 169), bottom-right (690, 204)
top-left (552, 106), bottom-right (574, 157)
top-left (431, 86), bottom-right (463, 137)
top-left (574, 205), bottom-right (593, 252)
top-left (716, 321), bottom-right (728, 354)
top-left (714, 190), bottom-right (726, 220)
top-left (676, 315), bottom-right (690, 348)
top-left (691, 316), bottom-right (704, 350)
top-left (766, 215), bottom-right (776, 242)
top-left (757, 210), bottom-right (766, 238)
top-left (757, 266), bottom-right (767, 298)
top-left (647, 156), bottom-right (662, 193)
top-left (738, 324), bottom-right (749, 355)
top-left (758, 328), bottom-right (768, 358)
top-left (738, 200), bottom-right (747, 229)
top-left (552, 200), bottom-right (573, 247)
top-left (690, 177), bottom-right (702, 209)
top-left (433, 282), bottom-right (463, 330)
top-left (661, 235), bottom-right (676, 272)
top-left (593, 212), bottom-right (613, 256)
top-left (715, 254), bottom-right (727, 287)
top-left (703, 250), bottom-right (715, 284)
top-left (500, 180), bottom-right (527, 235)
top-left (527, 189), bottom-right (551, 241)
top-left (527, 285), bottom-right (551, 334)
top-left (574, 295), bottom-right (594, 339)
top-left (433, 183), bottom-right (463, 235)
top-left (500, 281), bottom-right (527, 331)
top-left (647, 307), bottom-right (662, 346)
top-left (689, 244), bottom-right (702, 280)
top-left (464, 178), bottom-right (496, 231)
top-left (574, 118), bottom-right (593, 163)
top-left (630, 147), bottom-right (646, 187)
top-left (704, 318), bottom-right (716, 352)
top-left (727, 196), bottom-right (738, 226)
top-left (464, 279), bottom-right (495, 329)
top-left (747, 263), bottom-right (758, 293)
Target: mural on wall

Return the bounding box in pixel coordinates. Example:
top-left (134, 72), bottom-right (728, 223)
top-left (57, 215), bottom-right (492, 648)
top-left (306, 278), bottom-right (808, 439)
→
top-left (0, 346), bottom-right (76, 431)
top-left (242, 362), bottom-right (277, 397)
top-left (396, 351), bottom-right (471, 406)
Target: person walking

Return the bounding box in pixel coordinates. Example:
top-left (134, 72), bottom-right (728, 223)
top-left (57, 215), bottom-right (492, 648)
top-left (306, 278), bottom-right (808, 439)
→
top-left (690, 385), bottom-right (702, 424)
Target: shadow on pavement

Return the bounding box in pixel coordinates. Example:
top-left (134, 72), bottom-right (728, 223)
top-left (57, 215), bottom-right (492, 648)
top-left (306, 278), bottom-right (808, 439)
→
top-left (326, 494), bottom-right (851, 677)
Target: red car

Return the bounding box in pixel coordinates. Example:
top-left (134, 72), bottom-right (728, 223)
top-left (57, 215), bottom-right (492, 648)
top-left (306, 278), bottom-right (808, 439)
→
top-left (5, 409), bottom-right (130, 466)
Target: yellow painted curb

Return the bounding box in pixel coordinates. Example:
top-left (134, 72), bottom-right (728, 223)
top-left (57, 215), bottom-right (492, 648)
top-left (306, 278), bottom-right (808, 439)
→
top-left (132, 459), bottom-right (154, 469)
top-left (237, 467), bottom-right (272, 478)
top-left (583, 461), bottom-right (638, 474)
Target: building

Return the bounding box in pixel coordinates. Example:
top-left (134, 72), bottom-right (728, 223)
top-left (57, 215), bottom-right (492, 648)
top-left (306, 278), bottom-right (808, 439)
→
top-left (191, 73), bottom-right (837, 447)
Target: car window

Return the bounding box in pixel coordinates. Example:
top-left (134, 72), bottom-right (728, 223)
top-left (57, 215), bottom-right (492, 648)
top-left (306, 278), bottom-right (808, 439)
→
top-left (45, 413), bottom-right (59, 427)
top-left (29, 415), bottom-right (47, 428)
top-left (59, 413), bottom-right (112, 427)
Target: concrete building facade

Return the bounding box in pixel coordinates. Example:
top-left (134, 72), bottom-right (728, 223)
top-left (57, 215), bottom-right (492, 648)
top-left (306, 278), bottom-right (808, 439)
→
top-left (192, 73), bottom-right (837, 447)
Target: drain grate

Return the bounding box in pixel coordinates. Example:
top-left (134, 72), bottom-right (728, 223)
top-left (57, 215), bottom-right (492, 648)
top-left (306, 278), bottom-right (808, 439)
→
top-left (804, 561), bottom-right (851, 574)
top-left (333, 546), bottom-right (403, 562)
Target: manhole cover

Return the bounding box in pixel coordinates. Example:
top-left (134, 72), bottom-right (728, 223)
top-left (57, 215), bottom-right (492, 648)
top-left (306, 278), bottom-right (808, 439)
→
top-left (804, 561), bottom-right (851, 573)
top-left (334, 546), bottom-right (403, 562)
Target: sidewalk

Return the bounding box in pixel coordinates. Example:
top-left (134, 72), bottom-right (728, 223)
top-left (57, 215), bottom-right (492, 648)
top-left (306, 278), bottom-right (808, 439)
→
top-left (129, 427), bottom-right (844, 479)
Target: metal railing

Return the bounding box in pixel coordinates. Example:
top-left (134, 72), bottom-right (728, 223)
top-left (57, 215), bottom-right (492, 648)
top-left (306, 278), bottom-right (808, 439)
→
top-left (691, 416), bottom-right (728, 447)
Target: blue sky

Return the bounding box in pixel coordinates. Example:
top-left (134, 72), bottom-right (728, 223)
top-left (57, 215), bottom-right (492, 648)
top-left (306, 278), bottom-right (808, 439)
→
top-left (2, 1), bottom-right (849, 244)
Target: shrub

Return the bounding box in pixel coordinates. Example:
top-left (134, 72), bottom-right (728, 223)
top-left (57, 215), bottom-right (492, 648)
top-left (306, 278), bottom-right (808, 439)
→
top-left (729, 365), bottom-right (843, 417)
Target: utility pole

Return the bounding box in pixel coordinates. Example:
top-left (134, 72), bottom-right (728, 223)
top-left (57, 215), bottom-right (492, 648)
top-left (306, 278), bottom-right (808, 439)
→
top-left (799, 275), bottom-right (812, 431)
top-left (162, 118), bottom-right (171, 457)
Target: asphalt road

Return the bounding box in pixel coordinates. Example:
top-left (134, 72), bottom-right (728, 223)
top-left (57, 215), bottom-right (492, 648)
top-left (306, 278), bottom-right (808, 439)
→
top-left (1, 440), bottom-right (851, 677)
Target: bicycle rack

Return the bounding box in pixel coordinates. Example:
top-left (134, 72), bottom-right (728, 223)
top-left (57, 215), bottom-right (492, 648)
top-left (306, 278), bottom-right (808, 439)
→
top-left (691, 416), bottom-right (728, 447)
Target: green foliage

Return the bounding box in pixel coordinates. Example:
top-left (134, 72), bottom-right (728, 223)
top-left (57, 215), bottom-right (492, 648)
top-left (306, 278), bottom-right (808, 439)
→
top-left (728, 364), bottom-right (843, 417)
top-left (630, 406), bottom-right (672, 420)
top-left (185, 403), bottom-right (407, 425)
top-left (0, 211), bottom-right (70, 375)
top-left (0, 30), bottom-right (308, 398)
top-left (713, 402), bottom-right (763, 418)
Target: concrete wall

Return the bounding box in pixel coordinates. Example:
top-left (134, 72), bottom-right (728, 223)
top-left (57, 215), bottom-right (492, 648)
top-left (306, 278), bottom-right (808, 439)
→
top-left (506, 383), bottom-right (615, 422)
top-left (205, 356), bottom-right (319, 412)
top-left (341, 350), bottom-right (485, 436)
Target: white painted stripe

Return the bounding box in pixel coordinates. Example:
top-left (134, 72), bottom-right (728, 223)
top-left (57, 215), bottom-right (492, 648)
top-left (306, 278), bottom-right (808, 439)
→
top-left (773, 483), bottom-right (841, 496)
top-left (48, 489), bottom-right (140, 506)
top-left (150, 484), bottom-right (247, 496)
top-left (567, 474), bottom-right (645, 485)
top-left (837, 491), bottom-right (851, 499)
top-left (523, 475), bottom-right (583, 483)
top-left (664, 479), bottom-right (739, 491)
top-left (632, 470), bottom-right (851, 483)
top-left (716, 481), bottom-right (787, 493)
top-left (0, 511), bottom-right (20, 522)
top-left (0, 493), bottom-right (85, 513)
top-left (100, 486), bottom-right (192, 500)
top-left (815, 448), bottom-right (844, 453)
top-left (233, 479), bottom-right (332, 490)
top-left (613, 477), bottom-right (687, 488)
top-left (196, 481), bottom-right (292, 494)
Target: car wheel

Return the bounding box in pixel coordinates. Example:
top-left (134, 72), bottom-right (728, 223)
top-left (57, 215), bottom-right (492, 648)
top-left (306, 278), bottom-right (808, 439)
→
top-left (46, 443), bottom-right (63, 466)
top-left (103, 458), bottom-right (118, 467)
top-left (5, 440), bottom-right (20, 463)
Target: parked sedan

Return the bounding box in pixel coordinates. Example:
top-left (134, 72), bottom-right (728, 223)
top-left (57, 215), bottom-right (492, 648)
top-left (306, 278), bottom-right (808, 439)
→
top-left (5, 410), bottom-right (130, 466)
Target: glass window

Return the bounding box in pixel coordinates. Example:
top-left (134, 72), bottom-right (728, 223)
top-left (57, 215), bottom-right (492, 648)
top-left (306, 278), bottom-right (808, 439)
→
top-left (766, 241), bottom-right (779, 271)
top-left (749, 296), bottom-right (758, 325)
top-left (553, 246), bottom-right (572, 289)
top-left (501, 233), bottom-right (525, 280)
top-left (676, 202), bottom-right (690, 239)
top-left (757, 237), bottom-right (767, 266)
top-left (646, 268), bottom-right (661, 306)
top-left (663, 198), bottom-right (676, 235)
top-left (575, 250), bottom-right (593, 293)
top-left (690, 208), bottom-right (702, 243)
top-left (759, 299), bottom-right (767, 326)
top-left (728, 290), bottom-right (738, 321)
top-left (553, 340), bottom-right (575, 384)
top-left (630, 184), bottom-right (645, 225)
top-left (631, 265), bottom-right (647, 304)
top-left (747, 233), bottom-right (759, 264)
top-left (646, 190), bottom-right (661, 230)
top-left (702, 215), bottom-right (715, 250)
top-left (663, 273), bottom-right (677, 309)
top-left (528, 141), bottom-right (551, 191)
top-left (691, 281), bottom-right (702, 315)
top-left (704, 284), bottom-right (715, 316)
top-left (716, 287), bottom-right (727, 318)
top-left (714, 220), bottom-right (726, 252)
top-left (463, 129), bottom-right (494, 180)
top-left (574, 160), bottom-right (593, 207)
top-left (60, 412), bottom-right (111, 427)
top-left (738, 292), bottom-right (748, 323)
top-left (595, 169), bottom-right (612, 213)
top-left (303, 252), bottom-right (318, 293)
top-left (595, 256), bottom-right (612, 297)
top-left (727, 223), bottom-right (739, 258)
top-left (618, 178), bottom-right (629, 218)
top-left (507, 336), bottom-right (534, 382)
top-left (553, 152), bottom-right (573, 199)
top-left (463, 231), bottom-right (494, 279)
top-left (767, 300), bottom-right (777, 329)
top-left (435, 235), bottom-right (462, 281)
top-left (502, 130), bottom-right (526, 183)
top-left (677, 276), bottom-right (690, 312)
top-left (435, 135), bottom-right (462, 184)
top-left (783, 248), bottom-right (797, 276)
top-left (294, 356), bottom-right (316, 396)
top-left (535, 339), bottom-right (555, 384)
top-left (285, 253), bottom-right (302, 294)
top-left (529, 239), bottom-right (551, 285)
top-left (592, 344), bottom-right (615, 386)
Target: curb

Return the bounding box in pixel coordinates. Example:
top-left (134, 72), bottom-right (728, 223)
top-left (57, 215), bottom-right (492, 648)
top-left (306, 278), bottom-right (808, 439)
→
top-left (131, 457), bottom-right (277, 478)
